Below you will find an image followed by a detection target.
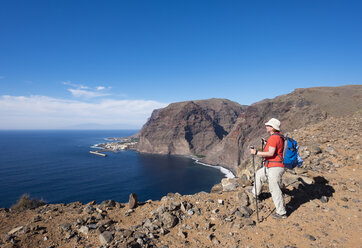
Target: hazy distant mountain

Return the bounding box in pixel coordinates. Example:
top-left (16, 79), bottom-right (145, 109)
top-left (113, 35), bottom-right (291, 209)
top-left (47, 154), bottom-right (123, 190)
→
top-left (62, 123), bottom-right (139, 130)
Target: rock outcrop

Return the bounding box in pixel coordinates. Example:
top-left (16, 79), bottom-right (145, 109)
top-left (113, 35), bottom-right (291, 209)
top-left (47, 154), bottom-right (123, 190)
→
top-left (136, 85), bottom-right (362, 173)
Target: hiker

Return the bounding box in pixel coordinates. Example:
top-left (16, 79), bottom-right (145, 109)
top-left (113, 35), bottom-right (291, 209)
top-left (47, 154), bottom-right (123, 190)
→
top-left (250, 118), bottom-right (287, 219)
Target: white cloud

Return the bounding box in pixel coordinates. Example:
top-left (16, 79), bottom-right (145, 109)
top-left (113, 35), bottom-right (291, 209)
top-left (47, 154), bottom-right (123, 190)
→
top-left (68, 88), bottom-right (111, 98)
top-left (62, 81), bottom-right (89, 89)
top-left (0, 95), bottom-right (168, 129)
top-left (63, 82), bottom-right (112, 98)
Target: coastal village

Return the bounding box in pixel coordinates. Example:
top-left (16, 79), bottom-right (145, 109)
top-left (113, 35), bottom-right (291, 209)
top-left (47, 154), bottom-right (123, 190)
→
top-left (90, 138), bottom-right (139, 157)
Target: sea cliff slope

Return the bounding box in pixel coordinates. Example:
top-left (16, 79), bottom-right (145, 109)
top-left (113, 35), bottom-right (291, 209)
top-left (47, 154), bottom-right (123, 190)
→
top-left (136, 85), bottom-right (362, 173)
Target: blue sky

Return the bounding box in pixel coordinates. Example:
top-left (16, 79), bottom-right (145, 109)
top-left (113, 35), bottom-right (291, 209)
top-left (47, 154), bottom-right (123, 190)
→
top-left (0, 0), bottom-right (361, 129)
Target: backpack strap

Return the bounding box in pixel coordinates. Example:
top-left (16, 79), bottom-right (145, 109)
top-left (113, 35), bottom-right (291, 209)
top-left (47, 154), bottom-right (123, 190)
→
top-left (265, 133), bottom-right (284, 148)
top-left (272, 132), bottom-right (289, 160)
top-left (271, 132), bottom-right (284, 139)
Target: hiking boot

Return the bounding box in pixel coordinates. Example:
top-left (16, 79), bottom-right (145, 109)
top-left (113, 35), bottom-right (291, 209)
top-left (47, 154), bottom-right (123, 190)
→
top-left (271, 213), bottom-right (287, 219)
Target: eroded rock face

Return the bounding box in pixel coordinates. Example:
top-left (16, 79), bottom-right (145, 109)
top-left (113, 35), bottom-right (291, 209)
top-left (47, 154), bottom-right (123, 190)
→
top-left (136, 86), bottom-right (362, 172)
top-left (136, 98), bottom-right (245, 156)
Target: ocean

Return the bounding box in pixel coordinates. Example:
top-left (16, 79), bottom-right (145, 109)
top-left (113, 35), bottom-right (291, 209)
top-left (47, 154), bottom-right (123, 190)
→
top-left (0, 130), bottom-right (226, 208)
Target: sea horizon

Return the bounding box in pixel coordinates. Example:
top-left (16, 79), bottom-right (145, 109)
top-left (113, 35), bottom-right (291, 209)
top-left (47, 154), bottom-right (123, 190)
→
top-left (0, 129), bottom-right (226, 208)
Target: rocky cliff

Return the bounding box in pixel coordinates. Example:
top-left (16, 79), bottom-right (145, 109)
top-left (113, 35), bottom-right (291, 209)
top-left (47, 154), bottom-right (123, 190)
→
top-left (136, 85), bottom-right (362, 173)
top-left (136, 98), bottom-right (246, 156)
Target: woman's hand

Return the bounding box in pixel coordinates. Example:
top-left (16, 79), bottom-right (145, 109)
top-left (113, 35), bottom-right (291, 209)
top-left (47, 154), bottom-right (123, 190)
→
top-left (250, 148), bottom-right (257, 155)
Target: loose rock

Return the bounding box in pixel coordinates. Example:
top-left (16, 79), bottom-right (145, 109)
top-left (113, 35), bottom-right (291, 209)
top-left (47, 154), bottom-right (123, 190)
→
top-left (129, 193), bottom-right (138, 209)
top-left (99, 231), bottom-right (113, 245)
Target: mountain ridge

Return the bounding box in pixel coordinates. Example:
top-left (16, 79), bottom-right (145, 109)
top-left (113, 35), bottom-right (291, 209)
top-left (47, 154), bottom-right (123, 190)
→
top-left (136, 85), bottom-right (362, 173)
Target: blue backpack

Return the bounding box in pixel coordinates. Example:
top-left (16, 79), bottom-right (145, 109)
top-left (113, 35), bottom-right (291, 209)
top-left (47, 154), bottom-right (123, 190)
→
top-left (273, 133), bottom-right (303, 170)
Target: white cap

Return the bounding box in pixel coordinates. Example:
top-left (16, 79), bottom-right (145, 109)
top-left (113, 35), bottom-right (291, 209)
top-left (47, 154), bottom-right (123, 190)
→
top-left (265, 118), bottom-right (281, 131)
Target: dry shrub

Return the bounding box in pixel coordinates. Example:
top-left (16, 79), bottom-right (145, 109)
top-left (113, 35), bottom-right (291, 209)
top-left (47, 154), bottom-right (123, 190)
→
top-left (11, 194), bottom-right (45, 211)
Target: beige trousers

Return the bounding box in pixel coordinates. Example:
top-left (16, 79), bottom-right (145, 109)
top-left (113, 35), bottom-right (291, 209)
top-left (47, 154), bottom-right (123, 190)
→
top-left (252, 166), bottom-right (286, 215)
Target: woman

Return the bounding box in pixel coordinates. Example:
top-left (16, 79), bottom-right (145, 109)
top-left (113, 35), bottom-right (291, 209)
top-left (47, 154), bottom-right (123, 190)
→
top-left (250, 118), bottom-right (287, 219)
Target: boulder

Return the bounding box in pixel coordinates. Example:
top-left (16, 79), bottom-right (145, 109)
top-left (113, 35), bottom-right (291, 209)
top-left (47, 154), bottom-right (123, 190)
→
top-left (187, 209), bottom-right (194, 216)
top-left (221, 178), bottom-right (240, 191)
top-left (210, 183), bottom-right (223, 193)
top-left (60, 223), bottom-right (72, 232)
top-left (239, 177), bottom-right (252, 187)
top-left (87, 200), bottom-right (96, 205)
top-left (320, 196), bottom-right (329, 203)
top-left (180, 201), bottom-right (193, 212)
top-left (282, 173), bottom-right (300, 186)
top-left (236, 191), bottom-right (249, 207)
top-left (143, 218), bottom-right (159, 232)
top-left (299, 146), bottom-right (310, 159)
top-left (100, 200), bottom-right (116, 209)
top-left (310, 145), bottom-right (322, 155)
top-left (79, 226), bottom-right (89, 235)
top-left (283, 172), bottom-right (314, 186)
top-left (83, 205), bottom-right (95, 214)
top-left (168, 202), bottom-right (181, 211)
top-left (160, 212), bottom-right (179, 229)
top-left (129, 193), bottom-right (138, 209)
top-left (239, 206), bottom-right (253, 218)
top-left (299, 176), bottom-right (315, 185)
top-left (156, 206), bottom-right (168, 214)
top-left (294, 167), bottom-right (308, 175)
top-left (99, 231), bottom-right (113, 245)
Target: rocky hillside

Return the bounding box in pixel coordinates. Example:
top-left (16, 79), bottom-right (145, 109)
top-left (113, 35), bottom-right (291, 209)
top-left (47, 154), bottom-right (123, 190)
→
top-left (136, 85), bottom-right (362, 173)
top-left (0, 113), bottom-right (361, 247)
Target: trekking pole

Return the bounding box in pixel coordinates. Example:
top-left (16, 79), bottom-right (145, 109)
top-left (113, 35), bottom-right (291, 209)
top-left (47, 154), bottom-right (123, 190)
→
top-left (260, 139), bottom-right (265, 221)
top-left (261, 138), bottom-right (265, 170)
top-left (250, 145), bottom-right (260, 223)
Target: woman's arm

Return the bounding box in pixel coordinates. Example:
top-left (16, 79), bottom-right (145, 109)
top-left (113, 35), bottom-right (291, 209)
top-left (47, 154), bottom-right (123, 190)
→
top-left (250, 146), bottom-right (276, 157)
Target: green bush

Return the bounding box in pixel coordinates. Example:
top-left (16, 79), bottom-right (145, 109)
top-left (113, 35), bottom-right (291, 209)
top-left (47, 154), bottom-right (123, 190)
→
top-left (11, 194), bottom-right (45, 211)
